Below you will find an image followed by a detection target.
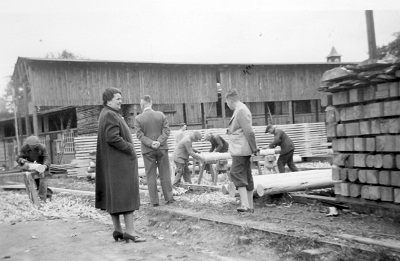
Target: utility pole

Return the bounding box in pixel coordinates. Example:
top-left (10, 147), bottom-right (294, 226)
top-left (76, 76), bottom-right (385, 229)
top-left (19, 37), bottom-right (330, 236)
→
top-left (365, 10), bottom-right (377, 60)
top-left (12, 86), bottom-right (20, 153)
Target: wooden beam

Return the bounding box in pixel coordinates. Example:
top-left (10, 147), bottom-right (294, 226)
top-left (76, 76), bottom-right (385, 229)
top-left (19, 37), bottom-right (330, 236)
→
top-left (201, 103), bottom-right (206, 129)
top-left (288, 101), bottom-right (294, 124)
top-left (264, 102), bottom-right (269, 125)
top-left (22, 82), bottom-right (31, 136)
top-left (182, 103), bottom-right (187, 125)
top-left (219, 67), bottom-right (227, 128)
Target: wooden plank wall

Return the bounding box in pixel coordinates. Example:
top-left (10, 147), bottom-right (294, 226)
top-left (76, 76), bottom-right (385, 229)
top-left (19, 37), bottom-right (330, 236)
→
top-left (27, 61), bottom-right (219, 106)
top-left (220, 64), bottom-right (342, 102)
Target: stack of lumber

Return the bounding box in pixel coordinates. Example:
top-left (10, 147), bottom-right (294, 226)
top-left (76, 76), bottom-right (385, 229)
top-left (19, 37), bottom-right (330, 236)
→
top-left (320, 57), bottom-right (400, 204)
top-left (73, 122), bottom-right (329, 162)
top-left (86, 161), bottom-right (96, 180)
top-left (76, 106), bottom-right (102, 136)
top-left (49, 164), bottom-right (76, 175)
top-left (67, 151), bottom-right (96, 178)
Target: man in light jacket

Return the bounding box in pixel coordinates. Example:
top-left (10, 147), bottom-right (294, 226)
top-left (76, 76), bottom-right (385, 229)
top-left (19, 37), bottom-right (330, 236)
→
top-left (226, 89), bottom-right (259, 213)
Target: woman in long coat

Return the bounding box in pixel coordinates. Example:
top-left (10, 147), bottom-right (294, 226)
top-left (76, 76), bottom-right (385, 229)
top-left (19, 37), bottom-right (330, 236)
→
top-left (95, 87), bottom-right (145, 243)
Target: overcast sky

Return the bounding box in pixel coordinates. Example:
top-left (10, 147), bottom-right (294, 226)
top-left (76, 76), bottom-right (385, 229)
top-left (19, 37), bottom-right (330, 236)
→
top-left (1, 0), bottom-right (400, 96)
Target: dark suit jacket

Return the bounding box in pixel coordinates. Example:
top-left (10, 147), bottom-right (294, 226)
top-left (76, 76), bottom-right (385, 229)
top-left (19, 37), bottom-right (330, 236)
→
top-left (134, 108), bottom-right (170, 155)
top-left (268, 128), bottom-right (295, 155)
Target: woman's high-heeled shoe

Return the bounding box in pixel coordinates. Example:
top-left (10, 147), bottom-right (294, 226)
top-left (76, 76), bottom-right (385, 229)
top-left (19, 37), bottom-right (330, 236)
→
top-left (123, 232), bottom-right (146, 243)
top-left (113, 231), bottom-right (124, 242)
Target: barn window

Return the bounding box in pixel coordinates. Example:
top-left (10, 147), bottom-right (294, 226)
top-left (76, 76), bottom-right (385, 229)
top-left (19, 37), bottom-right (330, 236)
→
top-left (294, 100), bottom-right (312, 114)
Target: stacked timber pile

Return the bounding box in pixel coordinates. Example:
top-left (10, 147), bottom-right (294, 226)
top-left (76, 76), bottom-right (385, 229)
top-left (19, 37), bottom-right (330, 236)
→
top-left (73, 122), bottom-right (328, 162)
top-left (319, 57), bottom-right (400, 204)
top-left (86, 161), bottom-right (96, 180)
top-left (49, 164), bottom-right (76, 176)
top-left (71, 123), bottom-right (328, 177)
top-left (67, 151), bottom-right (96, 178)
top-left (76, 106), bottom-right (102, 136)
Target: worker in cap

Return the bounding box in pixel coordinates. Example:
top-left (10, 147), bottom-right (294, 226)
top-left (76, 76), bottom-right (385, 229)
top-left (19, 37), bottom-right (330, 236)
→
top-left (172, 131), bottom-right (204, 186)
top-left (204, 132), bottom-right (229, 153)
top-left (264, 125), bottom-right (298, 173)
top-left (17, 135), bottom-right (52, 202)
top-left (175, 123), bottom-right (187, 146)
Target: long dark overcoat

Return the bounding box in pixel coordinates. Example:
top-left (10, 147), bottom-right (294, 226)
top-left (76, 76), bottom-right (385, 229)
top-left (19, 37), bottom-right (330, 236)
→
top-left (95, 106), bottom-right (140, 214)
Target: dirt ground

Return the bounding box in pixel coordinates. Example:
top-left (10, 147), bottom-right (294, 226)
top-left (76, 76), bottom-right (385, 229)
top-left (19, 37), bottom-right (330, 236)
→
top-left (2, 164), bottom-right (400, 261)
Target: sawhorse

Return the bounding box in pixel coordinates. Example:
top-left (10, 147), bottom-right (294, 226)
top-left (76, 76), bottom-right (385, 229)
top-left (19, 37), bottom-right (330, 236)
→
top-left (0, 171), bottom-right (40, 205)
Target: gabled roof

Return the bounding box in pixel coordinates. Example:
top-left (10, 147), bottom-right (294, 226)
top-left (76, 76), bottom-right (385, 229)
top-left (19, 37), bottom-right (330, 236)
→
top-left (327, 47), bottom-right (341, 58)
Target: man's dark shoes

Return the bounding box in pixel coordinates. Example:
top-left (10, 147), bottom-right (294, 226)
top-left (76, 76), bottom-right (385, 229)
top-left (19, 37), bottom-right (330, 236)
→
top-left (166, 198), bottom-right (175, 204)
top-left (237, 205), bottom-right (252, 213)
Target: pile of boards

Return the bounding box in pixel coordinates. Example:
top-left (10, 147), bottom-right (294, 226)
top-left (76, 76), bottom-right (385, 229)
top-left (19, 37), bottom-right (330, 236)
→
top-left (68, 123), bottom-right (329, 178)
top-left (320, 57), bottom-right (400, 204)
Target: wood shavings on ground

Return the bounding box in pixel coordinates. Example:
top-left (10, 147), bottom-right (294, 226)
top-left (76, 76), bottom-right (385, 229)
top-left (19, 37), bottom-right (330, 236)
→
top-left (172, 187), bottom-right (188, 196)
top-left (0, 191), bottom-right (109, 224)
top-left (179, 191), bottom-right (237, 206)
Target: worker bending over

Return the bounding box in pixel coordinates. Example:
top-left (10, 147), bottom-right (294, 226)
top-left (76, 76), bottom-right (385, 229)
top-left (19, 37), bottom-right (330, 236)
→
top-left (172, 131), bottom-right (205, 186)
top-left (264, 125), bottom-right (298, 173)
top-left (17, 135), bottom-right (52, 202)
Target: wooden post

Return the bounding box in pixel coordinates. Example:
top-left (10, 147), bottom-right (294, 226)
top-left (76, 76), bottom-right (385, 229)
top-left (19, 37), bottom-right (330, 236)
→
top-left (201, 103), bottom-right (206, 129)
top-left (32, 106), bottom-right (39, 136)
top-left (43, 114), bottom-right (49, 132)
top-left (365, 10), bottom-right (377, 60)
top-left (182, 103), bottom-right (187, 126)
top-left (23, 172), bottom-right (40, 205)
top-left (218, 66), bottom-right (227, 128)
top-left (12, 86), bottom-right (21, 152)
top-left (288, 101), bottom-right (294, 124)
top-left (264, 102), bottom-right (269, 125)
top-left (22, 82), bottom-right (31, 136)
top-left (315, 100), bottom-right (320, 122)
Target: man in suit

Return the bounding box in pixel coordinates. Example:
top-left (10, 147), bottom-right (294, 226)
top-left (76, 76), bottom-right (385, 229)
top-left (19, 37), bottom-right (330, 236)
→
top-left (265, 124), bottom-right (298, 173)
top-left (134, 95), bottom-right (174, 207)
top-left (226, 89), bottom-right (259, 213)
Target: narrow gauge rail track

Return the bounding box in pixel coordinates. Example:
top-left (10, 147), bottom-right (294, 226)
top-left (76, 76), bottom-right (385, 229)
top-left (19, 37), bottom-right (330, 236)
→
top-left (147, 202), bottom-right (400, 254)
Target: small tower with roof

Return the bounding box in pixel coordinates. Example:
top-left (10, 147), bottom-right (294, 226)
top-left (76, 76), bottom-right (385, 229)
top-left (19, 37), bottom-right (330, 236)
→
top-left (326, 47), bottom-right (341, 63)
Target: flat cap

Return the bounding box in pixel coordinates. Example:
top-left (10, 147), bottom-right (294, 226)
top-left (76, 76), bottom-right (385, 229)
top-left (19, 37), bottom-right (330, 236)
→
top-left (265, 125), bottom-right (274, 133)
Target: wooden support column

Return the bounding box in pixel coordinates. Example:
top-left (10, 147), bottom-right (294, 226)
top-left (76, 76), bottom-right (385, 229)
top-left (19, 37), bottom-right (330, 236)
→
top-left (32, 106), bottom-right (38, 136)
top-left (288, 101), bottom-right (294, 124)
top-left (182, 104), bottom-right (187, 125)
top-left (218, 66), bottom-right (227, 128)
top-left (43, 115), bottom-right (49, 132)
top-left (201, 103), bottom-right (206, 129)
top-left (264, 102), bottom-right (269, 125)
top-left (22, 82), bottom-right (31, 136)
top-left (315, 100), bottom-right (320, 122)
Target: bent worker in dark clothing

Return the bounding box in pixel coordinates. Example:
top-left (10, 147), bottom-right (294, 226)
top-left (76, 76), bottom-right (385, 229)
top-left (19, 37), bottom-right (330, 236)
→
top-left (17, 135), bottom-right (52, 202)
top-left (204, 132), bottom-right (229, 153)
top-left (264, 125), bottom-right (298, 173)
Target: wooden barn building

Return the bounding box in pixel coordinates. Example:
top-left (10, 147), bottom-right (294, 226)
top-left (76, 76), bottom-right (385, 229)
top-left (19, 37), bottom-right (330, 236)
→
top-left (0, 57), bottom-right (354, 167)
